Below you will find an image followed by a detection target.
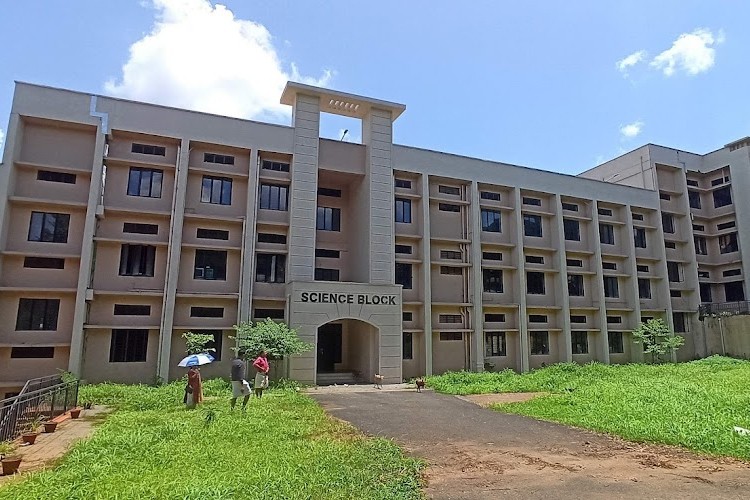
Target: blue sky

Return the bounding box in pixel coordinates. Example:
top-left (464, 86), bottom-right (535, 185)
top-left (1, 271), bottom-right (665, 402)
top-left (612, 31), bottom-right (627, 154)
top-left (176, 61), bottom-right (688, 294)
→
top-left (1, 1), bottom-right (748, 174)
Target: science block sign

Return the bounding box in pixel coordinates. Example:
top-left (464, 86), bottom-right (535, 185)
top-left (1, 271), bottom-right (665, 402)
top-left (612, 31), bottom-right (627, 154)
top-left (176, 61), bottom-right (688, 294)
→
top-left (299, 291), bottom-right (398, 306)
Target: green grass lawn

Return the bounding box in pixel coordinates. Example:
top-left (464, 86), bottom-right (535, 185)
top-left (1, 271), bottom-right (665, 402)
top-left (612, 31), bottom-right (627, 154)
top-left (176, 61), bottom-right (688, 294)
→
top-left (428, 356), bottom-right (750, 460)
top-left (0, 379), bottom-right (423, 500)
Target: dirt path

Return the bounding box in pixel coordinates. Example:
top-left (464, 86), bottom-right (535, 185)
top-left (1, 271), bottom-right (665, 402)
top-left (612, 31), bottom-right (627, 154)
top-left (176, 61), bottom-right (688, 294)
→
top-left (310, 390), bottom-right (750, 499)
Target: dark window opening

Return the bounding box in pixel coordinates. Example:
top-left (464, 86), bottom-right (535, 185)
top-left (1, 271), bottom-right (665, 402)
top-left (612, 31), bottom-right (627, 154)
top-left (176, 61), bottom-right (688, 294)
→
top-left (608, 332), bottom-right (624, 354)
top-left (257, 233), bottom-right (286, 244)
top-left (316, 207), bottom-right (341, 231)
top-left (197, 228), bottom-right (229, 240)
top-left (638, 278), bottom-right (652, 299)
top-left (314, 268), bottom-right (340, 281)
top-left (254, 308), bottom-right (284, 320)
top-left (127, 167), bottom-right (163, 198)
top-left (563, 218), bottom-right (580, 241)
top-left (394, 179), bottom-right (411, 189)
top-left (23, 257), bottom-right (65, 269)
top-left (403, 332), bottom-right (413, 360)
top-left (194, 249), bottom-right (227, 280)
top-left (395, 198), bottom-right (412, 223)
top-left (259, 184), bottom-right (289, 211)
top-left (523, 214), bottom-right (542, 237)
top-left (201, 176), bottom-right (232, 205)
top-left (530, 332), bottom-right (549, 355)
top-left (318, 187), bottom-right (342, 198)
top-left (28, 212), bottom-right (70, 243)
top-left (481, 209), bottom-right (501, 232)
top-left (572, 331), bottom-right (588, 354)
top-left (483, 269), bottom-right (503, 293)
top-left (568, 274), bottom-right (584, 296)
top-left (483, 252), bottom-right (502, 261)
top-left (131, 143), bottom-right (165, 156)
top-left (527, 271), bottom-right (545, 294)
top-left (485, 332), bottom-right (506, 356)
top-left (315, 249), bottom-right (340, 258)
top-left (396, 263), bottom-right (412, 289)
top-left (713, 187), bottom-right (732, 208)
top-left (395, 244), bottom-right (412, 254)
top-left (523, 197), bottom-right (541, 206)
top-left (113, 304), bottom-right (151, 316)
top-left (190, 307), bottom-right (224, 318)
top-left (16, 298), bottom-right (60, 331)
top-left (603, 276), bottom-right (619, 298)
top-left (438, 203), bottom-right (460, 212)
top-left (11, 347), bottom-right (55, 359)
top-left (109, 329), bottom-right (148, 362)
top-left (261, 160), bottom-right (289, 172)
top-left (485, 313), bottom-right (506, 322)
top-left (525, 255), bottom-right (544, 264)
top-left (37, 170), bottom-right (76, 184)
top-left (204, 153), bottom-right (235, 165)
top-left (480, 191), bottom-right (501, 201)
top-left (124, 223), bottom-right (159, 235)
top-left (119, 244), bottom-right (156, 277)
top-left (599, 223), bottom-right (615, 245)
top-left (438, 185), bottom-right (461, 196)
top-left (256, 254), bottom-right (285, 283)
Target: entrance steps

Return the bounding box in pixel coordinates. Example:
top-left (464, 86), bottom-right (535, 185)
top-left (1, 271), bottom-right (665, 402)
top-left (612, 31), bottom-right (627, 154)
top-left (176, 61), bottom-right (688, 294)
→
top-left (316, 372), bottom-right (359, 386)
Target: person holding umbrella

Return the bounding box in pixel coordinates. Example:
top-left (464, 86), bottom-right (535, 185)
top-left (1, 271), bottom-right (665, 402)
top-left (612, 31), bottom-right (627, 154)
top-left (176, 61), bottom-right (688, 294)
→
top-left (178, 352), bottom-right (214, 409)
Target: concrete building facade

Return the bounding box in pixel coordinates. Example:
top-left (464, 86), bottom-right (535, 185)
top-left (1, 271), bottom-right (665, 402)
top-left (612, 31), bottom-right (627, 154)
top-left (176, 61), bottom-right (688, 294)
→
top-left (0, 81), bottom-right (745, 395)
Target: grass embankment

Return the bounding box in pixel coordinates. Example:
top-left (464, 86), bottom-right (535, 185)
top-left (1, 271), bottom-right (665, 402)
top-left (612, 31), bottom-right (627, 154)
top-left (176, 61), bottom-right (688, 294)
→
top-left (429, 356), bottom-right (750, 460)
top-left (0, 380), bottom-right (423, 500)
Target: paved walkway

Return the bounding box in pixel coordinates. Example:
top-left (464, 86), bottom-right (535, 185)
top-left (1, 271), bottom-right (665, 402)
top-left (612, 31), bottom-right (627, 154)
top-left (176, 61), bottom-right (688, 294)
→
top-left (311, 390), bottom-right (750, 499)
top-left (1, 406), bottom-right (107, 483)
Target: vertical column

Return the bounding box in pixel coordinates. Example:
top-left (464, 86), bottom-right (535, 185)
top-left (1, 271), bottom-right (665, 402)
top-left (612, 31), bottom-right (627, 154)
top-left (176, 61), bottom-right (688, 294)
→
top-left (591, 202), bottom-right (610, 364)
top-left (469, 181), bottom-right (484, 372)
top-left (363, 108), bottom-right (396, 285)
top-left (0, 113), bottom-right (21, 276)
top-left (553, 194), bottom-right (572, 362)
top-left (287, 94), bottom-right (320, 282)
top-left (624, 206), bottom-right (644, 362)
top-left (156, 139), bottom-right (190, 382)
top-left (421, 175), bottom-right (434, 375)
top-left (68, 125), bottom-right (106, 376)
top-left (239, 150), bottom-right (260, 323)
top-left (513, 188), bottom-right (529, 372)
top-left (674, 166), bottom-right (701, 355)
top-left (652, 204), bottom-right (676, 359)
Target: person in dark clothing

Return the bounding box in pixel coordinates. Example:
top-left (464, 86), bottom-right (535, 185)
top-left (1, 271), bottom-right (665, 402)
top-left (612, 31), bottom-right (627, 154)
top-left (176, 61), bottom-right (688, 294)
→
top-left (230, 350), bottom-right (251, 411)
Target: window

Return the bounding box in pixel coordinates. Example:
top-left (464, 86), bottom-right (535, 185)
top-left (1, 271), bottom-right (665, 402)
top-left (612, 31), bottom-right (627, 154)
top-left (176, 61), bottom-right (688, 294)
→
top-left (670, 290), bottom-right (682, 297)
top-left (570, 315), bottom-right (586, 323)
top-left (562, 202), bottom-right (579, 211)
top-left (698, 270), bottom-right (710, 279)
top-left (403, 333), bottom-right (413, 360)
top-left (602, 262), bottom-right (616, 270)
top-left (485, 313), bottom-right (506, 322)
top-left (693, 224), bottom-right (705, 231)
top-left (38, 170), bottom-right (76, 184)
top-left (523, 214), bottom-right (542, 237)
top-left (719, 233), bottom-right (739, 254)
top-left (563, 219), bottom-right (580, 241)
top-left (529, 315), bottom-right (548, 323)
top-left (608, 332), bottom-right (624, 354)
top-left (109, 329), bottom-right (148, 362)
top-left (664, 241), bottom-right (676, 249)
top-left (659, 192), bottom-right (671, 201)
top-left (23, 257), bottom-right (65, 269)
top-left (483, 252), bottom-right (502, 261)
top-left (566, 259), bottom-right (582, 267)
top-left (440, 332), bottom-right (463, 341)
top-left (711, 177), bottom-right (725, 186)
top-left (11, 347), bottom-right (55, 359)
top-left (257, 233), bottom-right (286, 244)
top-left (131, 143), bottom-right (165, 156)
top-left (607, 316), bottom-right (622, 324)
top-left (16, 298), bottom-right (59, 330)
top-left (119, 244), bottom-right (156, 277)
top-left (667, 262), bottom-right (682, 283)
top-left (395, 198), bottom-right (412, 223)
top-left (124, 223), bottom-right (159, 235)
top-left (194, 250), bottom-right (227, 280)
top-left (631, 213), bottom-right (644, 221)
top-left (717, 221), bottom-right (736, 230)
top-left (395, 263), bottom-right (412, 289)
top-left (316, 207), bottom-right (341, 231)
top-left (638, 278), bottom-right (652, 299)
top-left (254, 309), bottom-right (284, 320)
top-left (688, 191), bottom-right (701, 209)
top-left (480, 191), bottom-right (501, 201)
top-left (483, 269), bottom-right (503, 293)
top-left (438, 203), bottom-right (460, 212)
top-left (525, 255), bottom-right (544, 264)
top-left (523, 197), bottom-right (541, 206)
top-left (318, 187), bottom-right (342, 198)
top-left (637, 265), bottom-right (649, 272)
top-left (314, 268), bottom-right (340, 281)
top-left (700, 283), bottom-right (712, 303)
top-left (439, 314), bottom-right (463, 324)
top-left (204, 153), bottom-right (234, 165)
top-left (394, 179), bottom-right (411, 189)
top-left (530, 332), bottom-right (549, 355)
top-left (28, 212), bottom-right (70, 243)
top-left (568, 274), bottom-right (584, 296)
top-left (526, 272), bottom-right (545, 294)
top-left (661, 214), bottom-right (675, 234)
top-left (395, 244), bottom-right (412, 255)
top-left (481, 209), bottom-right (501, 232)
top-left (439, 185), bottom-right (461, 196)
top-left (687, 179), bottom-right (699, 187)
top-left (113, 304), bottom-right (151, 316)
top-left (599, 223), bottom-right (615, 244)
top-left (190, 307), bottom-right (224, 318)
top-left (255, 254), bottom-right (285, 283)
top-left (259, 184), bottom-right (288, 211)
top-left (195, 228), bottom-right (229, 241)
top-left (441, 266), bottom-right (462, 275)
top-left (572, 331), bottom-right (588, 355)
top-left (713, 187), bottom-right (732, 208)
top-left (694, 236), bottom-right (707, 255)
top-left (201, 176), bottom-right (232, 205)
top-left (315, 249), bottom-right (340, 258)
top-left (127, 167), bottom-right (163, 198)
top-left (440, 250), bottom-right (462, 260)
top-left (403, 312), bottom-right (413, 321)
top-left (725, 282), bottom-right (745, 301)
top-left (672, 313), bottom-right (687, 333)
top-left (597, 208), bottom-right (613, 216)
top-left (603, 276), bottom-right (619, 298)
top-left (723, 269), bottom-right (741, 277)
top-left (633, 227), bottom-right (647, 248)
top-left (485, 332), bottom-right (506, 356)
top-left (262, 160), bottom-right (289, 172)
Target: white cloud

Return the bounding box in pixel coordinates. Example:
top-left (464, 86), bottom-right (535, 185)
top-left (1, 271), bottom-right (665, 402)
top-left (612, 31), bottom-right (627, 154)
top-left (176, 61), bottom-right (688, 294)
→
top-left (650, 28), bottom-right (723, 76)
top-left (620, 121), bottom-right (644, 139)
top-left (616, 50), bottom-right (647, 74)
top-left (105, 0), bottom-right (332, 122)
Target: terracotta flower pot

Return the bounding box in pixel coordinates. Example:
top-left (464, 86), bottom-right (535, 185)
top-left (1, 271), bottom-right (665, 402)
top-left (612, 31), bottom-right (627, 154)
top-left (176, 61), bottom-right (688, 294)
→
top-left (70, 409), bottom-right (81, 419)
top-left (1, 457), bottom-right (22, 475)
top-left (43, 422), bottom-right (57, 433)
top-left (21, 433), bottom-right (38, 445)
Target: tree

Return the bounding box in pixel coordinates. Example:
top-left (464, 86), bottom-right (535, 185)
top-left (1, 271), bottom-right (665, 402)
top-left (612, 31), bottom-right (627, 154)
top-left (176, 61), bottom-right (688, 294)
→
top-left (632, 318), bottom-right (684, 363)
top-left (231, 319), bottom-right (313, 360)
top-left (182, 331), bottom-right (216, 356)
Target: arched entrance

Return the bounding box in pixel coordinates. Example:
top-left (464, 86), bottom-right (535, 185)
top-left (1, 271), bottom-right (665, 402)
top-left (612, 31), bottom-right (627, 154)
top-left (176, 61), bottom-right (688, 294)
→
top-left (316, 318), bottom-right (379, 385)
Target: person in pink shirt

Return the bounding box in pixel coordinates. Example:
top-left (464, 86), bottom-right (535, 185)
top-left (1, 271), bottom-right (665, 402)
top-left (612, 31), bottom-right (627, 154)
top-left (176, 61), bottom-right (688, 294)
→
top-left (252, 350), bottom-right (270, 398)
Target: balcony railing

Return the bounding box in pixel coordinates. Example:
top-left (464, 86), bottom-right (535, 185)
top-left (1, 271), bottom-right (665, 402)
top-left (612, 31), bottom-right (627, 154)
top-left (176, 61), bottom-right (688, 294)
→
top-left (0, 377), bottom-right (79, 442)
top-left (698, 301), bottom-right (750, 319)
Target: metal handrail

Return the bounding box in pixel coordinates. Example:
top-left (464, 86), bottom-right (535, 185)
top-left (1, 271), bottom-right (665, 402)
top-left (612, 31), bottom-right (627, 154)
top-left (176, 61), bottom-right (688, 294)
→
top-left (0, 374), bottom-right (62, 435)
top-left (699, 301), bottom-right (750, 318)
top-left (0, 380), bottom-right (79, 442)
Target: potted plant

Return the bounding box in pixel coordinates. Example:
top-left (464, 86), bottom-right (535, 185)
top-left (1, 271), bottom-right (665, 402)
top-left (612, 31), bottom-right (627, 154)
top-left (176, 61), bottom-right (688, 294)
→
top-left (82, 401), bottom-right (93, 410)
top-left (0, 441), bottom-right (22, 475)
top-left (21, 418), bottom-right (42, 445)
top-left (43, 420), bottom-right (58, 433)
top-left (70, 407), bottom-right (82, 419)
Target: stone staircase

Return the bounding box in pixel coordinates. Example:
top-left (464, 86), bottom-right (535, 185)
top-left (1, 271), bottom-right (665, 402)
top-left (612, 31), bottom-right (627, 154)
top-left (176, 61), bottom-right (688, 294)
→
top-left (316, 372), bottom-right (360, 386)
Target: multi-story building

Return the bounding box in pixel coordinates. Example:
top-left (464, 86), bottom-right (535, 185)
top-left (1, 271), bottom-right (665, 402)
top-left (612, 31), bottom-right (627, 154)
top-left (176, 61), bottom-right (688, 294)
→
top-left (0, 81), bottom-right (745, 396)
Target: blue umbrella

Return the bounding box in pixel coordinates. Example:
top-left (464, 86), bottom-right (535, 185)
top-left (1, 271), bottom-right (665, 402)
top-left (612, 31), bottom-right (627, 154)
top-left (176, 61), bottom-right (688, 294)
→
top-left (178, 353), bottom-right (215, 367)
